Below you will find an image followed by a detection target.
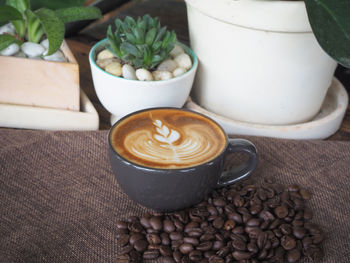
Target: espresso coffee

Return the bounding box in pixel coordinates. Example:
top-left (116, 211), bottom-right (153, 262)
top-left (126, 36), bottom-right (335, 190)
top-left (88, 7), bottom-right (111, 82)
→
top-left (110, 108), bottom-right (227, 169)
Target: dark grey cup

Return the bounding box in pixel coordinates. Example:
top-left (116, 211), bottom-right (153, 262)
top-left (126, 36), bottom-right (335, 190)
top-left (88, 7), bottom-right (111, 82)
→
top-left (108, 108), bottom-right (258, 212)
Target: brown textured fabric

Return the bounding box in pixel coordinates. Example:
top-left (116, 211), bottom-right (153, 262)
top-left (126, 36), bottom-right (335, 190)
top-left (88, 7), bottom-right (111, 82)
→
top-left (0, 129), bottom-right (349, 263)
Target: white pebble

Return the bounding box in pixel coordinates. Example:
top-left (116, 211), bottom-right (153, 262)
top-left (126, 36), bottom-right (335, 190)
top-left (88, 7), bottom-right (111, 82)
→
top-left (40, 39), bottom-right (49, 49)
top-left (0, 23), bottom-right (16, 35)
top-left (105, 61), bottom-right (122, 76)
top-left (97, 49), bottom-right (115, 60)
top-left (14, 51), bottom-right (27, 58)
top-left (0, 43), bottom-right (19, 56)
top-left (157, 59), bottom-right (178, 72)
top-left (173, 67), bottom-right (187, 77)
top-left (44, 50), bottom-right (66, 62)
top-left (153, 70), bottom-right (173, 81)
top-left (136, 68), bottom-right (153, 81)
top-left (96, 58), bottom-right (120, 69)
top-left (21, 42), bottom-right (45, 57)
top-left (122, 64), bottom-right (137, 80)
top-left (170, 44), bottom-right (185, 58)
top-left (174, 53), bottom-right (192, 70)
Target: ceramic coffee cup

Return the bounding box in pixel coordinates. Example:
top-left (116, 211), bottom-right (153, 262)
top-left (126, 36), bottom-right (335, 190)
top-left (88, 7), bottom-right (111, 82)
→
top-left (108, 108), bottom-right (258, 211)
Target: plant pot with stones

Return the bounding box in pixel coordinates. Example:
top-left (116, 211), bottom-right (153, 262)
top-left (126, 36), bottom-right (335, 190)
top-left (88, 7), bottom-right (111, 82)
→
top-left (89, 15), bottom-right (198, 123)
top-left (0, 0), bottom-right (101, 111)
top-left (185, 0), bottom-right (349, 125)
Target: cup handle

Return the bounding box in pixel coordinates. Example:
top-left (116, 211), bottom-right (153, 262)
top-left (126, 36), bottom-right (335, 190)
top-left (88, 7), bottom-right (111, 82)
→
top-left (216, 139), bottom-right (258, 187)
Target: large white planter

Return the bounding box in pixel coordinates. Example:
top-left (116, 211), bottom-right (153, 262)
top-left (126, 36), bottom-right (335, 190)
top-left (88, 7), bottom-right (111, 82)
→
top-left (89, 39), bottom-right (198, 119)
top-left (185, 0), bottom-right (338, 125)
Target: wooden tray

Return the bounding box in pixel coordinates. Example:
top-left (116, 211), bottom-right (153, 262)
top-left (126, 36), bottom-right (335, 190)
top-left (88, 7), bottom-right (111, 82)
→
top-left (0, 89), bottom-right (99, 130)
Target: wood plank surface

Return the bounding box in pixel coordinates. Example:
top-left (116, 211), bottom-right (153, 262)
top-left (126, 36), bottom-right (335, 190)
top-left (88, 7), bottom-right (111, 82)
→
top-left (67, 0), bottom-right (350, 140)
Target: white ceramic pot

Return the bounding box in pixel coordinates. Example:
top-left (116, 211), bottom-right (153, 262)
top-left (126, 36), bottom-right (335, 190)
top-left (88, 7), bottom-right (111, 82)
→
top-left (185, 0), bottom-right (338, 125)
top-left (89, 39), bottom-right (198, 119)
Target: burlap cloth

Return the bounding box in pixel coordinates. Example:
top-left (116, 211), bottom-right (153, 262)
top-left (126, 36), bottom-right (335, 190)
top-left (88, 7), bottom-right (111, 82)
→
top-left (0, 129), bottom-right (349, 263)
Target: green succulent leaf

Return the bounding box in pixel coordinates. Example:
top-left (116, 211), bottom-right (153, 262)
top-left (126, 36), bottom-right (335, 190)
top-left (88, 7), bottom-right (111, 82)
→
top-left (6, 0), bottom-right (29, 13)
top-left (26, 9), bottom-right (43, 42)
top-left (0, 34), bottom-right (22, 51)
top-left (54, 6), bottom-right (101, 24)
top-left (0, 5), bottom-right (23, 23)
top-left (120, 41), bottom-right (142, 57)
top-left (35, 8), bottom-right (64, 55)
top-left (145, 27), bottom-right (156, 46)
top-left (106, 14), bottom-right (177, 69)
top-left (305, 0), bottom-right (350, 68)
top-left (107, 25), bottom-right (122, 58)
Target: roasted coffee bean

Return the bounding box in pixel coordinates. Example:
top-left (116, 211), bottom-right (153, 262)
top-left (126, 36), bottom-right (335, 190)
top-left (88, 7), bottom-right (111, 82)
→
top-left (232, 226), bottom-right (244, 234)
top-left (200, 233), bottom-right (215, 241)
top-left (287, 248), bottom-right (301, 263)
top-left (181, 255), bottom-right (191, 263)
top-left (280, 223), bottom-right (292, 235)
top-left (119, 245), bottom-right (133, 255)
top-left (188, 228), bottom-right (203, 237)
top-left (242, 213), bottom-right (252, 224)
top-left (171, 240), bottom-right (183, 249)
top-left (169, 232), bottom-right (183, 241)
top-left (128, 221), bottom-right (143, 232)
top-left (246, 218), bottom-right (260, 227)
top-left (247, 242), bottom-right (258, 253)
top-left (208, 255), bottom-right (224, 263)
top-left (228, 212), bottom-right (243, 223)
top-left (258, 249), bottom-right (268, 260)
top-left (250, 204), bottom-right (262, 215)
top-left (299, 188), bottom-right (311, 200)
top-left (116, 220), bottom-right (128, 230)
top-left (293, 227), bottom-right (306, 239)
top-left (257, 231), bottom-right (268, 249)
top-left (274, 205), bottom-right (289, 218)
top-left (213, 217), bottom-right (225, 229)
top-left (179, 243), bottom-right (194, 254)
top-left (118, 234), bottom-right (130, 247)
top-left (116, 228), bottom-right (129, 236)
top-left (129, 249), bottom-right (141, 262)
top-left (149, 216), bottom-right (162, 231)
top-left (281, 235), bottom-right (296, 250)
top-left (213, 197), bottom-right (226, 207)
top-left (140, 216), bottom-right (151, 229)
top-left (197, 241), bottom-right (213, 251)
top-left (185, 221), bottom-right (199, 232)
top-left (184, 237), bottom-right (199, 246)
top-left (245, 226), bottom-right (261, 239)
top-left (259, 210), bottom-right (275, 221)
top-left (163, 219), bottom-right (176, 233)
top-left (223, 219), bottom-right (235, 231)
top-left (204, 251), bottom-right (216, 258)
top-left (232, 251), bottom-right (251, 261)
top-left (160, 245), bottom-right (173, 257)
top-left (233, 195), bottom-right (244, 207)
top-left (212, 240), bottom-right (224, 251)
top-left (216, 246), bottom-right (230, 257)
top-left (133, 239), bottom-right (148, 252)
top-left (129, 233), bottom-right (143, 246)
top-left (231, 238), bottom-right (246, 251)
top-left (189, 250), bottom-right (203, 261)
top-left (161, 232), bottom-right (171, 246)
top-left (162, 256), bottom-right (176, 263)
top-left (148, 244), bottom-right (161, 250)
top-left (173, 251), bottom-right (182, 263)
top-left (143, 249), bottom-right (160, 259)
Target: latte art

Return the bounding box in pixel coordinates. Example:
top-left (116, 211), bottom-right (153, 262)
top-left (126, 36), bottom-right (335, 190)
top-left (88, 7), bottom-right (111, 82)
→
top-left (110, 109), bottom-right (226, 169)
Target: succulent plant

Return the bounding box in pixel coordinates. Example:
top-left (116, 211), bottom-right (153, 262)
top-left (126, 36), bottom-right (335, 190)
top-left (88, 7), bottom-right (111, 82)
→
top-left (0, 0), bottom-right (101, 55)
top-left (107, 14), bottom-right (177, 70)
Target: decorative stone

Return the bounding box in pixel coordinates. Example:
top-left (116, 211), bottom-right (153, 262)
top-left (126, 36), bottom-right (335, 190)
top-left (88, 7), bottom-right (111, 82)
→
top-left (174, 53), bottom-right (192, 70)
top-left (0, 43), bottom-right (20, 56)
top-left (170, 44), bottom-right (185, 58)
top-left (97, 49), bottom-right (115, 60)
top-left (44, 50), bottom-right (66, 62)
top-left (21, 42), bottom-right (45, 57)
top-left (105, 61), bottom-right (122, 76)
top-left (136, 68), bottom-right (153, 81)
top-left (157, 59), bottom-right (178, 72)
top-left (96, 58), bottom-right (120, 69)
top-left (40, 39), bottom-right (49, 49)
top-left (152, 70), bottom-right (173, 81)
top-left (173, 67), bottom-right (187, 77)
top-left (14, 51), bottom-right (27, 58)
top-left (122, 64), bottom-right (137, 80)
top-left (0, 23), bottom-right (16, 35)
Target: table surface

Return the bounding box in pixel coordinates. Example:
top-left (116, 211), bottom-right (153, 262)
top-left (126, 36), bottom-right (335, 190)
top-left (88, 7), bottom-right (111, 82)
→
top-left (66, 0), bottom-right (350, 141)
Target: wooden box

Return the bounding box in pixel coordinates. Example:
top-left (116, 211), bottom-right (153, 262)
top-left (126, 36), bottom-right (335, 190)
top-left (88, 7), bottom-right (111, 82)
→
top-left (0, 41), bottom-right (79, 111)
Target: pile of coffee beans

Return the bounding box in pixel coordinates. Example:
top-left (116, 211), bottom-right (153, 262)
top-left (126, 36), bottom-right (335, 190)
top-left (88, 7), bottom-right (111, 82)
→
top-left (116, 178), bottom-right (324, 262)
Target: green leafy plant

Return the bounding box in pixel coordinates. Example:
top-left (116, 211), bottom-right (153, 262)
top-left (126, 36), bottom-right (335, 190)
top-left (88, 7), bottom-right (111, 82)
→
top-left (304, 0), bottom-right (350, 68)
top-left (0, 0), bottom-right (101, 55)
top-left (107, 14), bottom-right (177, 70)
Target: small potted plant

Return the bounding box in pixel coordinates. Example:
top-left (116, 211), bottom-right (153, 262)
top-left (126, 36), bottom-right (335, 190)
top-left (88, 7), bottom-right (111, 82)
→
top-left (0, 0), bottom-right (101, 111)
top-left (89, 14), bottom-right (198, 121)
top-left (185, 0), bottom-right (349, 125)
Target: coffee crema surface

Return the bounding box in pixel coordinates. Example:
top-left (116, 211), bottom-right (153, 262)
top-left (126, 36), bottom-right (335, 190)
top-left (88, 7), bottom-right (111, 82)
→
top-left (110, 109), bottom-right (227, 169)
